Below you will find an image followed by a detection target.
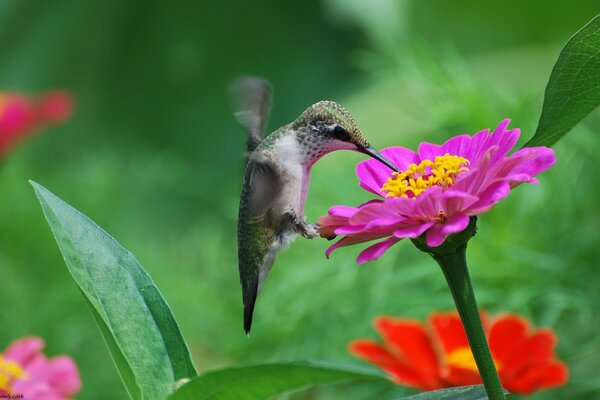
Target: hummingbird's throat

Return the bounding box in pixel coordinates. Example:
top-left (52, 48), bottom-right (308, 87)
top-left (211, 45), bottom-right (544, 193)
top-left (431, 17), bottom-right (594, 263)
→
top-left (381, 153), bottom-right (469, 199)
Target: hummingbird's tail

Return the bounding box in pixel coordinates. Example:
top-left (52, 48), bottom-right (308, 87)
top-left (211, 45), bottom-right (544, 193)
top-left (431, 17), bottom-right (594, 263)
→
top-left (242, 273), bottom-right (259, 335)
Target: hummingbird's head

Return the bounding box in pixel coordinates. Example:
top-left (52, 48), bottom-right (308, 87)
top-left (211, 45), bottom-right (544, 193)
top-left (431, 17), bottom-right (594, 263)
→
top-left (292, 101), bottom-right (399, 171)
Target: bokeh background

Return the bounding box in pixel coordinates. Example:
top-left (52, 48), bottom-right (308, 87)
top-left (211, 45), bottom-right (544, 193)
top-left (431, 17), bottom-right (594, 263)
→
top-left (1, 1), bottom-right (599, 399)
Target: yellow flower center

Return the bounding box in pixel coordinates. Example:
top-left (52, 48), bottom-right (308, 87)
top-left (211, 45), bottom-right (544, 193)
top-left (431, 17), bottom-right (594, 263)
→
top-left (381, 153), bottom-right (470, 199)
top-left (445, 346), bottom-right (501, 373)
top-left (0, 355), bottom-right (27, 392)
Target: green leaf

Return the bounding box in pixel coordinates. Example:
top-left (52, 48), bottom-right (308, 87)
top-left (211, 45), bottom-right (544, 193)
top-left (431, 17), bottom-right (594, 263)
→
top-left (32, 181), bottom-right (197, 400)
top-left (81, 293), bottom-right (142, 400)
top-left (169, 362), bottom-right (387, 400)
top-left (526, 14), bottom-right (600, 147)
top-left (395, 385), bottom-right (509, 400)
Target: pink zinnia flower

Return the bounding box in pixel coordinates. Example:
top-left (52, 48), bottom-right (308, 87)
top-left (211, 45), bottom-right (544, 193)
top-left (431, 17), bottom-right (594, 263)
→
top-left (0, 90), bottom-right (74, 157)
top-left (318, 120), bottom-right (556, 263)
top-left (0, 337), bottom-right (81, 399)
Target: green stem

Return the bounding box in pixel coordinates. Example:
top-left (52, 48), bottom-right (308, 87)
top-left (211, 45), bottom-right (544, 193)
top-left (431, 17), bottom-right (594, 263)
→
top-left (431, 244), bottom-right (506, 400)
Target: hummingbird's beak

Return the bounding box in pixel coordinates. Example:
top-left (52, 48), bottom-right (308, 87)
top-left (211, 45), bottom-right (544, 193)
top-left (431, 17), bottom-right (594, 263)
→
top-left (358, 145), bottom-right (400, 172)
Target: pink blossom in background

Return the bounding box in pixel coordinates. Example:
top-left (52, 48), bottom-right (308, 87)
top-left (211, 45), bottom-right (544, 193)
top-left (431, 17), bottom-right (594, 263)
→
top-left (318, 120), bottom-right (556, 263)
top-left (38, 91), bottom-right (73, 124)
top-left (0, 337), bottom-right (81, 399)
top-left (0, 90), bottom-right (74, 157)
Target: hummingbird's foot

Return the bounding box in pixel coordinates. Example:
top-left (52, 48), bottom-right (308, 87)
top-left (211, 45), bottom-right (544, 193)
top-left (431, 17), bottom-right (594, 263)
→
top-left (300, 223), bottom-right (320, 239)
top-left (286, 212), bottom-right (320, 239)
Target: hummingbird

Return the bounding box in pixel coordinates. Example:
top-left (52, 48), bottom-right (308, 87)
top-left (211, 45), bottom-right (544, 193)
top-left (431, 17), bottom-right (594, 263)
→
top-left (232, 77), bottom-right (398, 334)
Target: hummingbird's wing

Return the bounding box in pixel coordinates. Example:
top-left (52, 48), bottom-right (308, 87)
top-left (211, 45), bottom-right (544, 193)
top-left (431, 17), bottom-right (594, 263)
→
top-left (230, 76), bottom-right (272, 154)
top-left (238, 159), bottom-right (280, 334)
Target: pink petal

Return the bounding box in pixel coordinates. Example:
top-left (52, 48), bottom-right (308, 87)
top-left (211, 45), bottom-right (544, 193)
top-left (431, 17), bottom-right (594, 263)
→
top-left (381, 146), bottom-right (421, 170)
top-left (418, 141), bottom-right (441, 161)
top-left (455, 146), bottom-right (499, 194)
top-left (425, 224), bottom-right (445, 247)
top-left (382, 196), bottom-right (432, 220)
top-left (38, 91), bottom-right (74, 123)
top-left (328, 205), bottom-right (360, 218)
top-left (350, 202), bottom-right (396, 225)
top-left (440, 134), bottom-right (474, 158)
top-left (337, 223), bottom-right (405, 237)
top-left (409, 186), bottom-right (468, 221)
top-left (4, 337), bottom-right (45, 366)
top-left (357, 146), bottom-right (419, 196)
top-left (468, 180), bottom-right (511, 214)
top-left (0, 96), bottom-right (37, 136)
top-left (463, 129), bottom-right (490, 161)
top-left (4, 337), bottom-right (81, 399)
top-left (45, 356), bottom-right (82, 395)
top-left (364, 217), bottom-right (407, 230)
top-left (11, 354), bottom-right (52, 396)
top-left (318, 204), bottom-right (376, 237)
top-left (334, 225), bottom-right (371, 235)
top-left (462, 120), bottom-right (520, 164)
top-left (506, 147), bottom-right (556, 186)
top-left (402, 186), bottom-right (444, 220)
top-left (488, 120), bottom-right (520, 162)
top-left (506, 173), bottom-right (539, 185)
top-left (325, 234), bottom-right (387, 258)
top-left (317, 214), bottom-right (351, 237)
top-left (316, 214), bottom-right (346, 228)
top-left (347, 202), bottom-right (408, 231)
top-left (11, 382), bottom-right (60, 400)
top-left (441, 190), bottom-right (479, 216)
top-left (325, 239), bottom-right (347, 258)
top-left (440, 213), bottom-right (470, 235)
top-left (493, 118), bottom-right (511, 134)
top-left (357, 236), bottom-right (402, 264)
top-left (393, 221), bottom-right (436, 239)
top-left (463, 120), bottom-right (520, 173)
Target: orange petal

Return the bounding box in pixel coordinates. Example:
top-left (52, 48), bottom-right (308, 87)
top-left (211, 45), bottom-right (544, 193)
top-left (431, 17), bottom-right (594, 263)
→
top-left (349, 340), bottom-right (437, 390)
top-left (374, 317), bottom-right (441, 384)
top-left (429, 312), bottom-right (470, 354)
top-left (349, 340), bottom-right (403, 365)
top-left (503, 359), bottom-right (568, 394)
top-left (488, 314), bottom-right (529, 366)
top-left (501, 328), bottom-right (557, 378)
top-left (537, 360), bottom-right (569, 390)
top-left (443, 365), bottom-right (482, 387)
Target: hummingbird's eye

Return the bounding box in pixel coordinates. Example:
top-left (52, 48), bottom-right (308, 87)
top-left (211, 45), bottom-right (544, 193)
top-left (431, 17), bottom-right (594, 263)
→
top-left (332, 125), bottom-right (350, 141)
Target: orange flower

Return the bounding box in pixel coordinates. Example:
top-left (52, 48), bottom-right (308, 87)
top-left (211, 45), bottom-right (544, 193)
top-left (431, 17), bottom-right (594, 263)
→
top-left (349, 312), bottom-right (568, 395)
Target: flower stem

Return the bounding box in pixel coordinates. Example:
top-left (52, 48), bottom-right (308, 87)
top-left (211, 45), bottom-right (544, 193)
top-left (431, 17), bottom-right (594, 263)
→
top-left (412, 217), bottom-right (505, 399)
top-left (432, 245), bottom-right (506, 400)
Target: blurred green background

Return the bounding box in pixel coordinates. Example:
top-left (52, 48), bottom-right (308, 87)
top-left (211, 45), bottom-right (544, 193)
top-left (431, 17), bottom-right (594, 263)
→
top-left (1, 1), bottom-right (599, 399)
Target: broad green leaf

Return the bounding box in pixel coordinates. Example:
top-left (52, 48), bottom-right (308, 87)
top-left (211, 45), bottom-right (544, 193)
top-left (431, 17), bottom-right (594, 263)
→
top-left (169, 362), bottom-right (387, 400)
top-left (81, 293), bottom-right (142, 400)
top-left (526, 14), bottom-right (600, 147)
top-left (32, 181), bottom-right (197, 400)
top-left (396, 385), bottom-right (509, 400)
